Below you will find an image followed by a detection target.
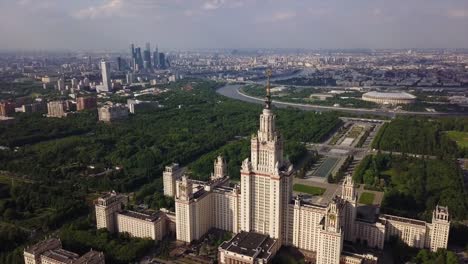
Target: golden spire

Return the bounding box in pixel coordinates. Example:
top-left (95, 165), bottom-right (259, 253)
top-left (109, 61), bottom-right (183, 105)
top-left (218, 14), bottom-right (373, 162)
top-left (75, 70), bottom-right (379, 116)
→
top-left (265, 69), bottom-right (272, 109)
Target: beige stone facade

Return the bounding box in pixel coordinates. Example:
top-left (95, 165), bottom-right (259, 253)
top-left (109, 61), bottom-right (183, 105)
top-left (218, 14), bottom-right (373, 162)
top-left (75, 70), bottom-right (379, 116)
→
top-left (24, 239), bottom-right (104, 264)
top-left (169, 85), bottom-right (450, 263)
top-left (170, 82), bottom-right (450, 263)
top-left (98, 104), bottom-right (128, 122)
top-left (95, 191), bottom-right (128, 232)
top-left (95, 191), bottom-right (172, 241)
top-left (175, 173), bottom-right (240, 242)
top-left (47, 101), bottom-right (67, 118)
top-left (163, 163), bottom-right (184, 197)
top-left (116, 211), bottom-right (166, 240)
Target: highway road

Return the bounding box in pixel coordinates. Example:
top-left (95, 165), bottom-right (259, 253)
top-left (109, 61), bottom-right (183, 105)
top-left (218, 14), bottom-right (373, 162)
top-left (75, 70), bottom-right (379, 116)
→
top-left (216, 84), bottom-right (468, 118)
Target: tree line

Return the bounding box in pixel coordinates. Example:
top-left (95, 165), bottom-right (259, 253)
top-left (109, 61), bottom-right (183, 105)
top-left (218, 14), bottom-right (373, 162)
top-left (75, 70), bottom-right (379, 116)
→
top-left (372, 117), bottom-right (468, 158)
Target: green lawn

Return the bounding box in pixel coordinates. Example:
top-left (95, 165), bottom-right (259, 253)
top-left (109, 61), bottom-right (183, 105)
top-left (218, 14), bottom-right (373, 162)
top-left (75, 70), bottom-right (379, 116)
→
top-left (293, 184), bottom-right (326, 196)
top-left (446, 131), bottom-right (468, 148)
top-left (0, 173), bottom-right (34, 185)
top-left (359, 192), bottom-right (375, 205)
top-left (381, 169), bottom-right (397, 177)
top-left (347, 126), bottom-right (364, 139)
top-left (0, 174), bottom-right (10, 185)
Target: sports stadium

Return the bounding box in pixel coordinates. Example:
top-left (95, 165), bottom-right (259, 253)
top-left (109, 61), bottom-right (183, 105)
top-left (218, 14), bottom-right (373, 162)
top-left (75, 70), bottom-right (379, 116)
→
top-left (362, 91), bottom-right (416, 105)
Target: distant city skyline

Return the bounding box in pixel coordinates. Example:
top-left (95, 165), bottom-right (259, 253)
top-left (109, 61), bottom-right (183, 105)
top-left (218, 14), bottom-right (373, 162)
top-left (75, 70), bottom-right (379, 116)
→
top-left (1, 0), bottom-right (468, 51)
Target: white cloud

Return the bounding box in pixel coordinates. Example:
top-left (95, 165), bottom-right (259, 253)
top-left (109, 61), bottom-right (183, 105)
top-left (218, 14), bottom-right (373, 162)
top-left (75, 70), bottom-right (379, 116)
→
top-left (372, 8), bottom-right (382, 16)
top-left (256, 11), bottom-right (296, 24)
top-left (272, 11), bottom-right (296, 21)
top-left (447, 9), bottom-right (468, 18)
top-left (203, 0), bottom-right (226, 10)
top-left (73, 0), bottom-right (125, 19)
top-left (201, 0), bottom-right (246, 11)
top-left (184, 9), bottom-right (202, 17)
top-left (307, 7), bottom-right (331, 17)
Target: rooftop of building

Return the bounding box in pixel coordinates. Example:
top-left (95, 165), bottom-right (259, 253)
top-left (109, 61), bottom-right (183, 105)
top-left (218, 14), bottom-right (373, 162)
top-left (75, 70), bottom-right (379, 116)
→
top-left (435, 205), bottom-right (449, 214)
top-left (99, 103), bottom-right (127, 109)
top-left (382, 214), bottom-right (427, 227)
top-left (356, 205), bottom-right (379, 223)
top-left (118, 210), bottom-right (162, 222)
top-left (42, 248), bottom-right (79, 263)
top-left (219, 231), bottom-right (276, 259)
top-left (343, 242), bottom-right (381, 261)
top-left (74, 250), bottom-right (104, 264)
top-left (98, 191), bottom-right (119, 199)
top-left (213, 185), bottom-right (236, 193)
top-left (96, 191), bottom-right (127, 204)
top-left (192, 187), bottom-right (208, 200)
top-left (24, 238), bottom-right (61, 254)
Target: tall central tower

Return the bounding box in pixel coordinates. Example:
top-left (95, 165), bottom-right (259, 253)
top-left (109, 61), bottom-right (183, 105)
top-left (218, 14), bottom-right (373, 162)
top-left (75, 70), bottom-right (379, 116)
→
top-left (250, 70), bottom-right (284, 174)
top-left (240, 70), bottom-right (292, 242)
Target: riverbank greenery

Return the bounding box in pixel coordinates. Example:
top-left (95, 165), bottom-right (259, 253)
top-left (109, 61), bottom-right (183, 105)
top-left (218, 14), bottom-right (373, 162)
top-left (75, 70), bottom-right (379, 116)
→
top-left (241, 85), bottom-right (378, 109)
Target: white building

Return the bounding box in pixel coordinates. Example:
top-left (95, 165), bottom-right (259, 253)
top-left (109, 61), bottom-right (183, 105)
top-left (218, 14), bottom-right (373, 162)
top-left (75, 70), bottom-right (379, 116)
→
top-left (362, 91), bottom-right (416, 105)
top-left (47, 100), bottom-right (67, 118)
top-left (24, 238), bottom-right (104, 264)
top-left (163, 163), bottom-right (184, 197)
top-left (116, 211), bottom-right (166, 241)
top-left (98, 104), bottom-right (128, 122)
top-left (169, 78), bottom-right (450, 263)
top-left (95, 191), bottom-right (172, 241)
top-left (100, 60), bottom-right (111, 92)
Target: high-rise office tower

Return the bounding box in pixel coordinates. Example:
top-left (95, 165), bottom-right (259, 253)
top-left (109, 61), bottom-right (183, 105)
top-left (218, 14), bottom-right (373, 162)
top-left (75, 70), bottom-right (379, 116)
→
top-left (71, 78), bottom-right (78, 88)
top-left (57, 78), bottom-right (65, 91)
top-left (100, 59), bottom-right (111, 92)
top-left (135, 47), bottom-right (143, 70)
top-left (130, 44), bottom-right (136, 71)
top-left (126, 72), bottom-right (134, 84)
top-left (117, 57), bottom-right (123, 71)
top-left (159, 53), bottom-right (166, 69)
top-left (143, 42), bottom-right (152, 69)
top-left (153, 45), bottom-right (159, 68)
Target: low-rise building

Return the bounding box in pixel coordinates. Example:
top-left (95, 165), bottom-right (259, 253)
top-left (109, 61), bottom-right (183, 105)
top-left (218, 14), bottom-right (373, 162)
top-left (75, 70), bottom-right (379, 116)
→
top-left (127, 99), bottom-right (160, 114)
top-left (18, 102), bottom-right (47, 113)
top-left (218, 231), bottom-right (279, 264)
top-left (41, 76), bottom-right (59, 84)
top-left (24, 238), bottom-right (105, 264)
top-left (117, 210), bottom-right (166, 240)
top-left (98, 104), bottom-right (128, 122)
top-left (0, 101), bottom-right (16, 117)
top-left (163, 163), bottom-right (185, 197)
top-left (95, 191), bottom-right (172, 241)
top-left (76, 97), bottom-right (97, 111)
top-left (47, 101), bottom-right (67, 118)
top-left (95, 191), bottom-right (128, 233)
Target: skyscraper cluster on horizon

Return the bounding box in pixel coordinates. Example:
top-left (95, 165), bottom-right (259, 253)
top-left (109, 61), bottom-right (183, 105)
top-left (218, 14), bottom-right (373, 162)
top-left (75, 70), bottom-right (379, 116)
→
top-left (130, 42), bottom-right (167, 72)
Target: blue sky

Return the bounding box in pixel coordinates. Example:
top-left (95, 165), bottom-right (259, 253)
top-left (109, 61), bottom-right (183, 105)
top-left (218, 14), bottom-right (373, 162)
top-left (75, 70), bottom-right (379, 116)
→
top-left (0, 0), bottom-right (467, 51)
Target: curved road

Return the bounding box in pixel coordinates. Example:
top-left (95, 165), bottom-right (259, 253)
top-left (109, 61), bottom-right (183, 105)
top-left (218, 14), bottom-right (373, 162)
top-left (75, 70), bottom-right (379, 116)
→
top-left (216, 84), bottom-right (468, 118)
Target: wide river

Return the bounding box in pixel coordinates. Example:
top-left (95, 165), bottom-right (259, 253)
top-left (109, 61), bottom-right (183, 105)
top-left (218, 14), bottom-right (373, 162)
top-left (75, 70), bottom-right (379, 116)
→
top-left (216, 84), bottom-right (468, 118)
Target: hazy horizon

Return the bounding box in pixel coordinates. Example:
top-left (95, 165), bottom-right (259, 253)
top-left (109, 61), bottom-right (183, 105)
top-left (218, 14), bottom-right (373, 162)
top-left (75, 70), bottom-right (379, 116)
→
top-left (1, 0), bottom-right (468, 51)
